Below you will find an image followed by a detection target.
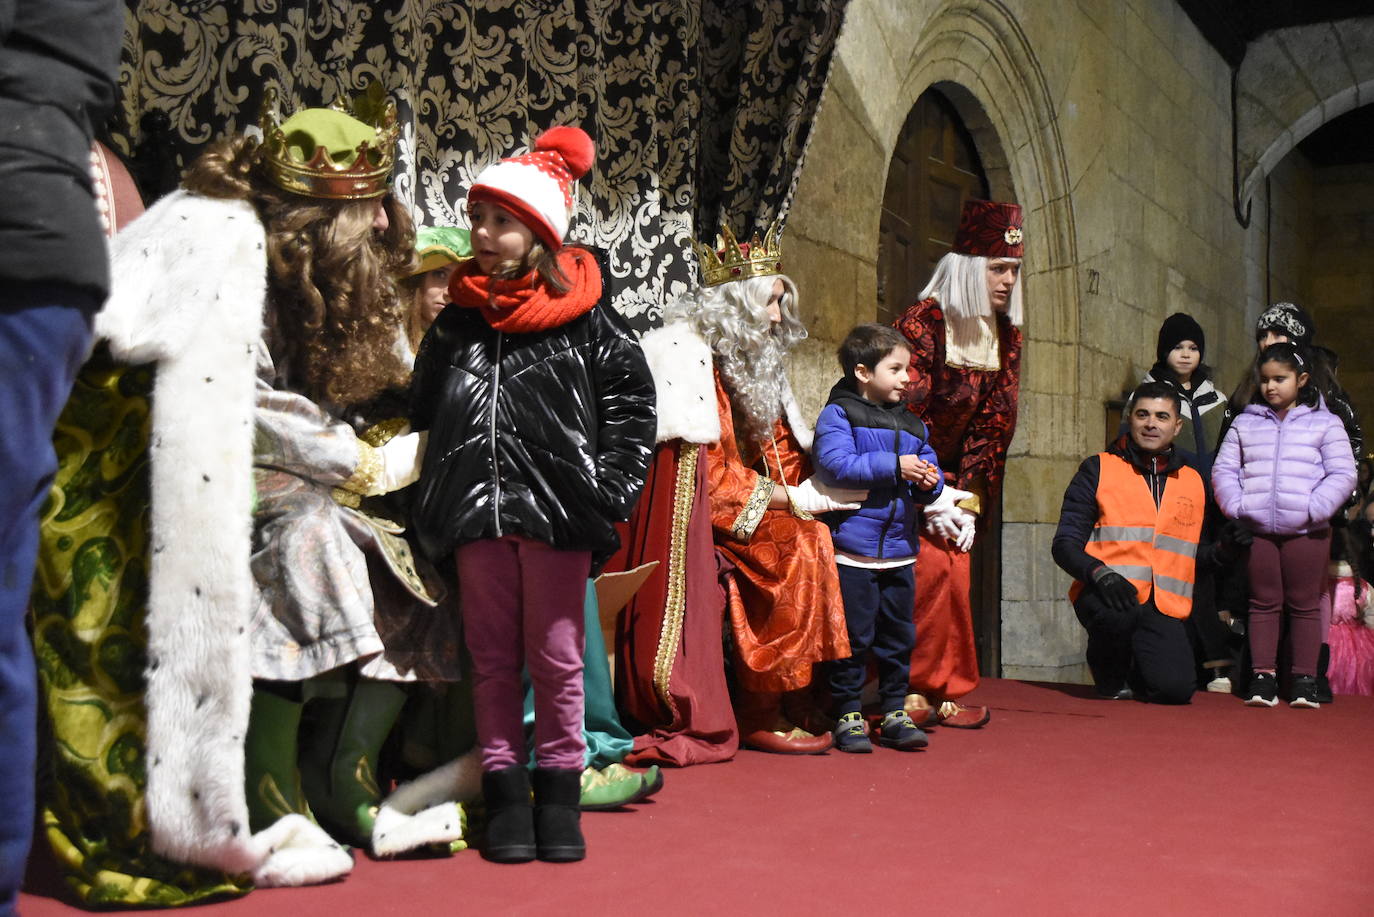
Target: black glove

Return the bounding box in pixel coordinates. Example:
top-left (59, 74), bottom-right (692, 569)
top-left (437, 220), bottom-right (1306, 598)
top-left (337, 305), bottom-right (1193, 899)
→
top-left (1217, 520), bottom-right (1254, 559)
top-left (1093, 570), bottom-right (1141, 617)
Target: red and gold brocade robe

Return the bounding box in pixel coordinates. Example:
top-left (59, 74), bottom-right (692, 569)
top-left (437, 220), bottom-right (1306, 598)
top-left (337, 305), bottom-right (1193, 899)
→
top-left (895, 298), bottom-right (1022, 505)
top-left (706, 371), bottom-right (850, 694)
top-left (893, 297), bottom-right (1022, 700)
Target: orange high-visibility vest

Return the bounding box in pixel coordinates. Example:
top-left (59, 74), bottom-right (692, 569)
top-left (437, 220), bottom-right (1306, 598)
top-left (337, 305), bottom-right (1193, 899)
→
top-left (1068, 452), bottom-right (1204, 619)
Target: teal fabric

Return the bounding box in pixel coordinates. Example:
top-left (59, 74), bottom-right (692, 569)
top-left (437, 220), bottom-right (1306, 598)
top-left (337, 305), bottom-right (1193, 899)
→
top-left (524, 580), bottom-right (632, 769)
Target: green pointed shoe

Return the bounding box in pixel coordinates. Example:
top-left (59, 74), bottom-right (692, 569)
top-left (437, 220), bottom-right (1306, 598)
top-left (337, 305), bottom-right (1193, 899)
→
top-left (300, 679), bottom-right (407, 848)
top-left (579, 763), bottom-right (663, 811)
top-left (244, 685), bottom-right (313, 833)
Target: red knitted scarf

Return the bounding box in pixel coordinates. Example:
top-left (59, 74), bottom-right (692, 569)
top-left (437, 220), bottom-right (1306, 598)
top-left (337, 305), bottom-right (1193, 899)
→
top-left (449, 248), bottom-right (602, 333)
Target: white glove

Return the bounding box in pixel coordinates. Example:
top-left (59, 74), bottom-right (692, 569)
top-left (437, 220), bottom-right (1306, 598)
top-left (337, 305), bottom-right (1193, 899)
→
top-left (787, 477), bottom-right (867, 514)
top-left (377, 430), bottom-right (428, 494)
top-left (951, 509), bottom-right (977, 552)
top-left (924, 485), bottom-right (977, 551)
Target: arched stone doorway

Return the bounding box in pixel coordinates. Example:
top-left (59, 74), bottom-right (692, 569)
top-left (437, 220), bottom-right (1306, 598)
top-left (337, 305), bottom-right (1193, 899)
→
top-left (787, 1), bottom-right (1087, 683)
top-left (877, 85), bottom-right (1010, 675)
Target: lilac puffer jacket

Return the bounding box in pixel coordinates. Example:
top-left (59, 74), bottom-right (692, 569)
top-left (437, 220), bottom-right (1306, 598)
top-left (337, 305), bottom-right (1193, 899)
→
top-left (1212, 401), bottom-right (1357, 535)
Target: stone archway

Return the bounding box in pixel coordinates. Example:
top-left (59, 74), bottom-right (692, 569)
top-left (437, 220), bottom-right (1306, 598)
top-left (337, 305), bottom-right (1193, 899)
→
top-left (1237, 19), bottom-right (1374, 206)
top-left (785, 0), bottom-right (1086, 680)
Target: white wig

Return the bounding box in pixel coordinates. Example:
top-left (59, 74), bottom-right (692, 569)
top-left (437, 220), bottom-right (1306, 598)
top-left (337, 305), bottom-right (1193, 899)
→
top-left (919, 252), bottom-right (1023, 329)
top-left (667, 273), bottom-right (806, 447)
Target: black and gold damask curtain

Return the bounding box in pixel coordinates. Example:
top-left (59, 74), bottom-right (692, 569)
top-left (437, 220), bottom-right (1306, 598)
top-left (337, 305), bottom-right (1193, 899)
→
top-left (107, 0), bottom-right (848, 331)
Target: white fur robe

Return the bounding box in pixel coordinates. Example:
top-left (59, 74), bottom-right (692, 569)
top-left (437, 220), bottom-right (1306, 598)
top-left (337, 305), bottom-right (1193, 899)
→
top-left (97, 191), bottom-right (350, 886)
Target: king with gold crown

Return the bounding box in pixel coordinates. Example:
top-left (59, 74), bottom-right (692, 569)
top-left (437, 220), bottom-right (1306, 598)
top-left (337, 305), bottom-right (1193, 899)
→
top-left (71, 83), bottom-right (480, 887)
top-left (605, 220), bottom-right (855, 764)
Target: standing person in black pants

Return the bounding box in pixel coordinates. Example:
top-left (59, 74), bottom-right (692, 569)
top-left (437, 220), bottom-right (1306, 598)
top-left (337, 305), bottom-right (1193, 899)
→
top-left (0, 2), bottom-right (122, 911)
top-left (1053, 382), bottom-right (1247, 703)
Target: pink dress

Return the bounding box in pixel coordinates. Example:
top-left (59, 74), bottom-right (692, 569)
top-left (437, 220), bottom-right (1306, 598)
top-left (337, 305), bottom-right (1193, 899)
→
top-left (1327, 562), bottom-right (1374, 696)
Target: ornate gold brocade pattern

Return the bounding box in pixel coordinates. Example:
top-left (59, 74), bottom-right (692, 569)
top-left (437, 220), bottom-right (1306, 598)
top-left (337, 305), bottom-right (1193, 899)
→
top-left (652, 442), bottom-right (700, 721)
top-left (337, 439), bottom-right (384, 496)
top-left (731, 474), bottom-right (775, 542)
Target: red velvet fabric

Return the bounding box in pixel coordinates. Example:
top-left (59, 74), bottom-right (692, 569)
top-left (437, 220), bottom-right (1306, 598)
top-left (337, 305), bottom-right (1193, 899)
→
top-left (909, 531), bottom-right (979, 700)
top-left (608, 442), bottom-right (739, 767)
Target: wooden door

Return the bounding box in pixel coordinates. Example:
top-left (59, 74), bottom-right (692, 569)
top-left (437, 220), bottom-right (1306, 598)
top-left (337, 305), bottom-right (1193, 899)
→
top-left (878, 89), bottom-right (1005, 677)
top-left (877, 91), bottom-right (989, 324)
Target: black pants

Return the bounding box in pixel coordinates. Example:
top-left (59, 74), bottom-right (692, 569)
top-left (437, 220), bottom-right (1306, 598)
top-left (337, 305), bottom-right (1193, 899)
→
top-left (828, 563), bottom-right (916, 715)
top-left (1075, 595), bottom-right (1195, 704)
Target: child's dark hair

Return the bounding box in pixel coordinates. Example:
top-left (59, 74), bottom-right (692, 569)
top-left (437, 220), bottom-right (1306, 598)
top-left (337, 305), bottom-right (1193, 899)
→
top-left (1254, 341), bottom-right (1319, 407)
top-left (838, 323), bottom-right (909, 379)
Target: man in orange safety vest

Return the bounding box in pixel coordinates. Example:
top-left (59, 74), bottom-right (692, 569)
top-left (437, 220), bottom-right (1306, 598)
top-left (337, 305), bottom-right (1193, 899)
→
top-left (1052, 380), bottom-right (1249, 703)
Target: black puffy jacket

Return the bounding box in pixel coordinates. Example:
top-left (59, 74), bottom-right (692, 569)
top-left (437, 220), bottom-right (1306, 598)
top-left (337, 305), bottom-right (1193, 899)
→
top-left (1, 0), bottom-right (123, 298)
top-left (409, 297), bottom-right (655, 567)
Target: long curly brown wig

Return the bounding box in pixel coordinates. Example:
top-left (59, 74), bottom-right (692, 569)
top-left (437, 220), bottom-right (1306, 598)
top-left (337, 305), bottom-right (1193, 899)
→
top-left (182, 134), bottom-right (418, 408)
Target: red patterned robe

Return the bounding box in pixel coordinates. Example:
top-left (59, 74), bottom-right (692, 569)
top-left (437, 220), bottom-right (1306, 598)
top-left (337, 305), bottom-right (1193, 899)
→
top-left (894, 297), bottom-right (1022, 700)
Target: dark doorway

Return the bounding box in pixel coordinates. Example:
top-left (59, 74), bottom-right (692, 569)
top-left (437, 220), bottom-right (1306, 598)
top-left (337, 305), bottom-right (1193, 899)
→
top-left (878, 87), bottom-right (1006, 677)
top-left (877, 89), bottom-right (989, 324)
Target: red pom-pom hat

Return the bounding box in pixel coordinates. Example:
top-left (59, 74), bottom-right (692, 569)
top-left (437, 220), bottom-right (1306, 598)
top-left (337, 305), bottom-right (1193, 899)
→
top-left (466, 126), bottom-right (596, 251)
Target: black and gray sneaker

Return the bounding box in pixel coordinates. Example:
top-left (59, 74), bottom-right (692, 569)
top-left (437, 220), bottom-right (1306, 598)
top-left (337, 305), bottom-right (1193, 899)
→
top-left (877, 710), bottom-right (929, 750)
top-left (833, 712), bottom-right (873, 753)
top-left (1244, 671), bottom-right (1279, 707)
top-left (1289, 674), bottom-right (1321, 709)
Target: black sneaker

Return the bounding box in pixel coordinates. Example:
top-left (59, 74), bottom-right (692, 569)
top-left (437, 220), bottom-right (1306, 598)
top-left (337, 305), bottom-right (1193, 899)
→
top-left (1290, 675), bottom-right (1321, 709)
top-left (877, 710), bottom-right (928, 750)
top-left (1244, 671), bottom-right (1278, 707)
top-left (833, 712), bottom-right (873, 753)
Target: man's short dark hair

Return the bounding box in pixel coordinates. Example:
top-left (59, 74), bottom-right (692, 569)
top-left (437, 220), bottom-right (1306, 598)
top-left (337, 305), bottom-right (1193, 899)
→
top-left (838, 323), bottom-right (909, 378)
top-left (1129, 380), bottom-right (1181, 416)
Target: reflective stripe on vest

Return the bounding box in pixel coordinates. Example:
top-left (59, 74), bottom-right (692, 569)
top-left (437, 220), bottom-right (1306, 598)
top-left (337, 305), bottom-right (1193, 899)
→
top-left (1068, 452), bottom-right (1205, 618)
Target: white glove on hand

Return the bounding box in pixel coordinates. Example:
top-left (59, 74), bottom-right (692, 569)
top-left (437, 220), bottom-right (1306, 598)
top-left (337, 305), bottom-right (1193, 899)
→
top-left (377, 430), bottom-right (428, 494)
top-left (924, 485), bottom-right (977, 551)
top-left (787, 477), bottom-right (867, 514)
top-left (951, 509), bottom-right (977, 552)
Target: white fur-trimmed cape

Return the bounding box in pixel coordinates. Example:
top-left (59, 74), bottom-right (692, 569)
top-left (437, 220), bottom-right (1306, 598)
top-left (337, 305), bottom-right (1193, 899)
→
top-left (97, 191), bottom-right (352, 886)
top-left (640, 322), bottom-right (720, 444)
top-left (640, 321), bottom-right (812, 452)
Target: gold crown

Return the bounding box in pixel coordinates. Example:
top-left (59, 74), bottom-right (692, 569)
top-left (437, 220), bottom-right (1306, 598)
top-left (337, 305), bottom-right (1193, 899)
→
top-left (258, 83), bottom-right (398, 200)
top-left (692, 220), bottom-right (784, 286)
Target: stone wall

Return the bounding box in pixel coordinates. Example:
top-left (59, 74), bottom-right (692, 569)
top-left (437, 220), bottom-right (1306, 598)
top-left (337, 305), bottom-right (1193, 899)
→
top-left (782, 0), bottom-right (1269, 683)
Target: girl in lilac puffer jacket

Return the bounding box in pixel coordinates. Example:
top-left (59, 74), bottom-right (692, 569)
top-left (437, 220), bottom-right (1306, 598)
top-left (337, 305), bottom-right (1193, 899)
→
top-left (1213, 343), bottom-right (1357, 709)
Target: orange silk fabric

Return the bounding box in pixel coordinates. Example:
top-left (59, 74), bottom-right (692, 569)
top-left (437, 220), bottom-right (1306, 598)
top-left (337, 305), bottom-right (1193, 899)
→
top-left (706, 373), bottom-right (850, 693)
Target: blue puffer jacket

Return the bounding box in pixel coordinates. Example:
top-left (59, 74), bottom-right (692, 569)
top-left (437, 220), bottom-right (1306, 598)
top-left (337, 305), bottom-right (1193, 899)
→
top-left (814, 380), bottom-right (943, 559)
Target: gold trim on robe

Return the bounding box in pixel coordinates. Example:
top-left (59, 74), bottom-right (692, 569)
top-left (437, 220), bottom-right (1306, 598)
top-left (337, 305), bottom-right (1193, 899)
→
top-left (652, 442), bottom-right (700, 720)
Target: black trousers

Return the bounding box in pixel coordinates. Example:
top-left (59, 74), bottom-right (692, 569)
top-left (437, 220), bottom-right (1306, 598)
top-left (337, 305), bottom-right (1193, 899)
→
top-left (828, 563), bottom-right (916, 714)
top-left (1075, 594), bottom-right (1195, 704)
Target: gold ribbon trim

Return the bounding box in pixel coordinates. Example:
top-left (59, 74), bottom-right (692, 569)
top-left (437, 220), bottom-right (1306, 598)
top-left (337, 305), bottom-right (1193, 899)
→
top-left (652, 443), bottom-right (700, 723)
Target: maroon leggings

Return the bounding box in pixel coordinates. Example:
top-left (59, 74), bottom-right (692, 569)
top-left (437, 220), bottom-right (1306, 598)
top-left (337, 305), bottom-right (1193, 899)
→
top-left (1246, 530), bottom-right (1331, 676)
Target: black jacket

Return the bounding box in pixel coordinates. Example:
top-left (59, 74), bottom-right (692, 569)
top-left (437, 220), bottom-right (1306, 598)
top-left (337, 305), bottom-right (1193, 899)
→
top-left (0, 0), bottom-right (122, 298)
top-left (1052, 439), bottom-right (1221, 617)
top-left (409, 298), bottom-right (655, 568)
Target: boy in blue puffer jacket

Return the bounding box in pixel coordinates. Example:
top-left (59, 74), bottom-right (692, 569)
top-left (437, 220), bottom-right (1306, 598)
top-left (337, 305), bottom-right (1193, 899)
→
top-left (814, 324), bottom-right (944, 752)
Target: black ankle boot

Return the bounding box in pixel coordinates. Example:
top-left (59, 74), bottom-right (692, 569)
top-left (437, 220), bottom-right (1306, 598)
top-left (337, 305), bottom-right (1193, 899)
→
top-left (532, 768), bottom-right (585, 862)
top-left (481, 766), bottom-right (535, 863)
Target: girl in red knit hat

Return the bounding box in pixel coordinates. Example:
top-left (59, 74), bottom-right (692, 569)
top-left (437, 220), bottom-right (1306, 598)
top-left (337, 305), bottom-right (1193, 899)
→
top-left (408, 127), bottom-right (656, 863)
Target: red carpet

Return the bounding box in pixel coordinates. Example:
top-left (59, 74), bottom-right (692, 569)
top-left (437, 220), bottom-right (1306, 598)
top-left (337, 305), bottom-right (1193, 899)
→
top-left (21, 679), bottom-right (1374, 916)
